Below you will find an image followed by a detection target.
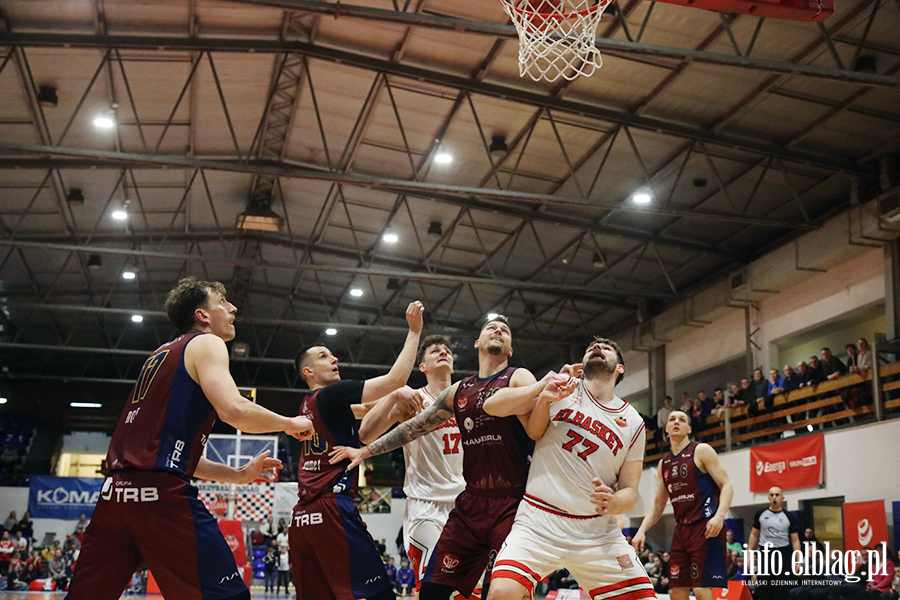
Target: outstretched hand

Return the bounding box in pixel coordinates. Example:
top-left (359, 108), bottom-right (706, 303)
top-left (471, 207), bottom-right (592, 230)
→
top-left (406, 301), bottom-right (425, 335)
top-left (329, 445), bottom-right (370, 470)
top-left (235, 450), bottom-right (282, 484)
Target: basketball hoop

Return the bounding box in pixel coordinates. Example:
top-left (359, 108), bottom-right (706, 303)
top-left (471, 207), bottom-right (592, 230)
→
top-left (499, 0), bottom-right (614, 82)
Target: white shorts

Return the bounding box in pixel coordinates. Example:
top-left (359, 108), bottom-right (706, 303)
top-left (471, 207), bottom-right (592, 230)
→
top-left (491, 502), bottom-right (656, 600)
top-left (404, 497), bottom-right (456, 584)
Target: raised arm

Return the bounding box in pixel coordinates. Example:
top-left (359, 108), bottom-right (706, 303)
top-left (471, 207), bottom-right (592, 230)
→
top-left (632, 461), bottom-right (670, 552)
top-left (186, 334), bottom-right (313, 439)
top-left (360, 301), bottom-right (424, 404)
top-left (329, 381), bottom-right (459, 468)
top-left (358, 386), bottom-right (422, 444)
top-left (524, 374), bottom-right (577, 440)
top-left (481, 368), bottom-right (541, 417)
top-left (695, 443), bottom-right (734, 539)
top-left (194, 450), bottom-right (282, 485)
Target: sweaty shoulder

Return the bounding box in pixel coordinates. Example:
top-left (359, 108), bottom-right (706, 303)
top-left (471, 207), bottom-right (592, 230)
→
top-left (509, 367), bottom-right (536, 387)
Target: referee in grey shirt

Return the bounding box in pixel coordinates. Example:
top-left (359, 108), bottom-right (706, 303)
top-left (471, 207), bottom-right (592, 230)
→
top-left (748, 486), bottom-right (801, 600)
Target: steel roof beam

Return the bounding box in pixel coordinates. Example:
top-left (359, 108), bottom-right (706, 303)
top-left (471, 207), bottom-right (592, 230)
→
top-left (0, 32), bottom-right (879, 177)
top-left (0, 238), bottom-right (674, 301)
top-left (224, 0), bottom-right (900, 88)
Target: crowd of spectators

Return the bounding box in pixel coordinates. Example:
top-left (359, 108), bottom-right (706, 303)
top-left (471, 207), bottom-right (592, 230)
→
top-left (648, 338), bottom-right (875, 447)
top-left (0, 508), bottom-right (85, 591)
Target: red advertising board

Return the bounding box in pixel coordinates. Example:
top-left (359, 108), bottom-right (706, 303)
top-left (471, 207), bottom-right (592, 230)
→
top-left (843, 500), bottom-right (889, 554)
top-left (749, 433), bottom-right (823, 492)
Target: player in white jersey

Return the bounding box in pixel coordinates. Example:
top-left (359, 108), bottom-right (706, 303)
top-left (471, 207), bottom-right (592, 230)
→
top-left (482, 337), bottom-right (656, 600)
top-left (357, 335), bottom-right (466, 593)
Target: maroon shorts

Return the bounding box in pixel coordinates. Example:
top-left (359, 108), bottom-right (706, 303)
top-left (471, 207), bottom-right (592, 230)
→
top-left (669, 520), bottom-right (727, 589)
top-left (288, 493), bottom-right (392, 600)
top-left (422, 491), bottom-right (521, 597)
top-left (65, 470), bottom-right (246, 600)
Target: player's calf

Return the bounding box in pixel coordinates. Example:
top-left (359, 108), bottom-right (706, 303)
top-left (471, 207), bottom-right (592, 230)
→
top-left (485, 576), bottom-right (531, 600)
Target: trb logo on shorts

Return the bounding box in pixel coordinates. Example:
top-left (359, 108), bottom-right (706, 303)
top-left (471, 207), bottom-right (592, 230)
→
top-left (442, 554), bottom-right (459, 571)
top-left (292, 512), bottom-right (324, 527)
top-left (100, 477), bottom-right (159, 503)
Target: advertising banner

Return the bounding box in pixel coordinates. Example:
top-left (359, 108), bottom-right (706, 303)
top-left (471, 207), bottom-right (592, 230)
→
top-left (27, 476), bottom-right (104, 519)
top-left (749, 433), bottom-right (823, 492)
top-left (843, 500), bottom-right (888, 554)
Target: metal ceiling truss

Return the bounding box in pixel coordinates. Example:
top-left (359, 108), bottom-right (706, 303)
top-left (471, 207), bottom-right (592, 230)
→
top-left (0, 33), bottom-right (882, 177)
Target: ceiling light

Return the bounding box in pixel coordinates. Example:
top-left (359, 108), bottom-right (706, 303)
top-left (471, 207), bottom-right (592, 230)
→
top-left (592, 252), bottom-right (605, 269)
top-left (70, 402), bottom-right (102, 408)
top-left (487, 312), bottom-right (499, 320)
top-left (235, 196), bottom-right (284, 232)
top-left (633, 192), bottom-right (652, 204)
top-left (122, 270), bottom-right (136, 280)
top-left (93, 115), bottom-right (115, 129)
top-left (349, 288), bottom-right (364, 297)
top-left (434, 153), bottom-right (453, 164)
top-left (37, 85), bottom-right (58, 108)
top-left (325, 328), bottom-right (338, 336)
top-left (0, 397), bottom-right (7, 405)
top-left (112, 209), bottom-right (127, 220)
top-left (87, 254), bottom-right (102, 269)
top-left (231, 342), bottom-right (250, 359)
top-left (489, 135), bottom-right (508, 154)
top-left (131, 314), bottom-right (143, 323)
top-left (427, 221), bottom-right (443, 236)
top-left (807, 424), bottom-right (814, 432)
top-left (383, 232), bottom-right (399, 243)
top-left (66, 189), bottom-right (84, 204)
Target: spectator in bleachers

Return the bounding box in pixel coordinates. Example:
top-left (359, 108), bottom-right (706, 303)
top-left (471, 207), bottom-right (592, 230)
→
top-left (690, 397), bottom-right (707, 434)
top-left (275, 525), bottom-right (289, 549)
top-left (679, 392), bottom-right (693, 414)
top-left (821, 348), bottom-right (847, 380)
top-left (698, 390), bottom-right (716, 414)
top-left (384, 556), bottom-right (398, 590)
top-left (62, 533), bottom-right (81, 555)
top-left (259, 515), bottom-right (276, 545)
top-left (22, 560), bottom-right (38, 586)
top-left (855, 338), bottom-right (873, 371)
top-left (262, 545), bottom-right (278, 594)
top-left (0, 530), bottom-right (14, 575)
top-left (13, 530), bottom-right (28, 554)
top-left (782, 365), bottom-right (803, 393)
top-left (275, 544), bottom-right (291, 595)
top-left (767, 369), bottom-right (785, 396)
top-left (397, 558), bottom-right (414, 596)
top-left (49, 548), bottom-right (68, 590)
top-left (656, 396), bottom-right (673, 442)
top-left (26, 549), bottom-right (42, 575)
top-left (6, 552), bottom-right (27, 590)
top-left (845, 344), bottom-right (860, 371)
top-left (807, 355), bottom-right (827, 384)
top-left (3, 510), bottom-right (17, 531)
top-left (15, 512), bottom-right (33, 539)
top-left (728, 383), bottom-right (746, 407)
top-left (796, 361), bottom-right (813, 388)
top-left (729, 554), bottom-right (745, 580)
top-left (73, 514), bottom-right (88, 542)
top-left (726, 529), bottom-right (743, 556)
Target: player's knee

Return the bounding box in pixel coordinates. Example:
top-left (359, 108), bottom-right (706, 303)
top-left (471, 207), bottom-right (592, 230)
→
top-left (487, 576), bottom-right (529, 600)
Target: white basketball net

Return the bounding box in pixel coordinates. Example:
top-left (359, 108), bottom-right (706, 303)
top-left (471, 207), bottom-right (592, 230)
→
top-left (500, 0), bottom-right (613, 82)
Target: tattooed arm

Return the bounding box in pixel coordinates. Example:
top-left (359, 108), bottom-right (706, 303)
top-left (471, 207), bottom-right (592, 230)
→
top-left (328, 381), bottom-right (459, 469)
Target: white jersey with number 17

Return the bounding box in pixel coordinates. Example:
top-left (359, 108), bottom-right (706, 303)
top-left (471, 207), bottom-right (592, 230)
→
top-left (524, 380), bottom-right (646, 522)
top-left (402, 388), bottom-right (466, 503)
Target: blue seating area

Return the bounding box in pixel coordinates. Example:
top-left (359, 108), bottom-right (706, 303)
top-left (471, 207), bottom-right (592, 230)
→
top-left (0, 414), bottom-right (35, 485)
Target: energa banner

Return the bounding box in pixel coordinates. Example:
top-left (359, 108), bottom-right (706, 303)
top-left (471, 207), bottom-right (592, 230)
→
top-left (749, 433), bottom-right (823, 492)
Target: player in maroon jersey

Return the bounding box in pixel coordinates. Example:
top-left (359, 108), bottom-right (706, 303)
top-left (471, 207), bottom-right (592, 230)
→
top-left (632, 410), bottom-right (734, 600)
top-left (288, 301), bottom-right (424, 600)
top-left (330, 315), bottom-right (564, 600)
top-left (66, 277), bottom-right (314, 600)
